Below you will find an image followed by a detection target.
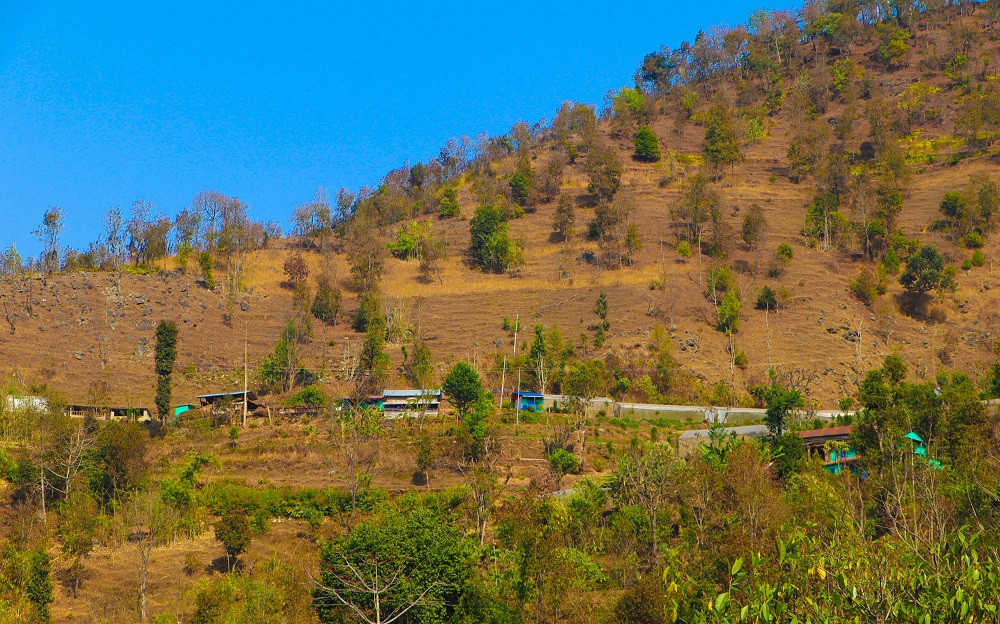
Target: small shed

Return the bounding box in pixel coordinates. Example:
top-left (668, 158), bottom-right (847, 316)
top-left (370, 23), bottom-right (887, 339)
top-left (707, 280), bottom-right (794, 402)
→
top-left (511, 392), bottom-right (544, 412)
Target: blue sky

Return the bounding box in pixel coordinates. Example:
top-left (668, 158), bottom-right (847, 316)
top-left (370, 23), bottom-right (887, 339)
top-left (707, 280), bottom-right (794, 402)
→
top-left (0, 0), bottom-right (795, 256)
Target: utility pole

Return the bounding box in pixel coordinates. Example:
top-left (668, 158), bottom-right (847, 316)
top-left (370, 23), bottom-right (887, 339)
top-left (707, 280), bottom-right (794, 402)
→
top-left (512, 313), bottom-right (520, 357)
top-left (765, 305), bottom-right (772, 370)
top-left (242, 321), bottom-right (249, 428)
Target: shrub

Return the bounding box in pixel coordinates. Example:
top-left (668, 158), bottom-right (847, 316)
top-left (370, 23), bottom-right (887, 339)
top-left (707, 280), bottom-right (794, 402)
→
top-left (900, 244), bottom-right (945, 293)
top-left (777, 243), bottom-right (794, 261)
top-left (634, 126), bottom-right (661, 162)
top-left (972, 249), bottom-right (986, 266)
top-left (882, 248), bottom-right (901, 274)
top-left (962, 258), bottom-right (973, 270)
top-left (469, 203), bottom-right (523, 273)
top-left (438, 187), bottom-right (460, 218)
top-left (733, 349), bottom-right (748, 369)
top-left (311, 276), bottom-right (342, 325)
top-left (199, 251), bottom-right (216, 288)
top-left (282, 254), bottom-right (308, 286)
top-left (756, 285), bottom-right (778, 311)
top-left (717, 291), bottom-right (741, 334)
top-left (961, 231), bottom-right (985, 249)
top-left (287, 385), bottom-right (328, 408)
top-left (509, 171), bottom-right (533, 206)
top-left (677, 241), bottom-right (693, 258)
top-left (850, 265), bottom-right (888, 306)
top-left (547, 448), bottom-right (579, 486)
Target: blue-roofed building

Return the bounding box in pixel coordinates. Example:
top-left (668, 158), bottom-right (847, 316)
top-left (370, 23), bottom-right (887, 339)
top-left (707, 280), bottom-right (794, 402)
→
top-left (511, 392), bottom-right (545, 412)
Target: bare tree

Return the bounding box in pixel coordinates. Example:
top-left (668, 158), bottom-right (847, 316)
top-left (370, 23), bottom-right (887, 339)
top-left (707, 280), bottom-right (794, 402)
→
top-left (127, 490), bottom-right (178, 623)
top-left (468, 464), bottom-right (511, 545)
top-left (336, 407), bottom-right (384, 514)
top-left (314, 552), bottom-right (443, 624)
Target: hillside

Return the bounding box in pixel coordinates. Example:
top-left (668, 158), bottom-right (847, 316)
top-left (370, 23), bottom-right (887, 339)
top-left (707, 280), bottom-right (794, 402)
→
top-left (4, 4), bottom-right (1000, 624)
top-left (5, 8), bottom-right (1000, 408)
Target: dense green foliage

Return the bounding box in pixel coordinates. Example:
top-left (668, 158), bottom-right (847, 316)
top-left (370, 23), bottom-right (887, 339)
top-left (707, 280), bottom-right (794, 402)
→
top-left (442, 362), bottom-right (485, 417)
top-left (154, 320), bottom-right (178, 422)
top-left (469, 203), bottom-right (523, 273)
top-left (633, 126), bottom-right (661, 162)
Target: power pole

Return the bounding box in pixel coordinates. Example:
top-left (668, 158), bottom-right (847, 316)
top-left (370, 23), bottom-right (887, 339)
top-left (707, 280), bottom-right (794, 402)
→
top-left (512, 314), bottom-right (520, 357)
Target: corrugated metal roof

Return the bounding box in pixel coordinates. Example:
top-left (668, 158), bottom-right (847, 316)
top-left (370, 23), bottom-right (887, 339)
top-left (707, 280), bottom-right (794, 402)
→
top-left (383, 389), bottom-right (442, 398)
top-left (798, 425), bottom-right (853, 439)
top-left (197, 391), bottom-right (251, 399)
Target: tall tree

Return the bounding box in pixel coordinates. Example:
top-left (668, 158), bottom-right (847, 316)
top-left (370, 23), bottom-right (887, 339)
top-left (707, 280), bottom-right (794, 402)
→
top-left (33, 207), bottom-right (64, 274)
top-left (154, 320), bottom-right (179, 423)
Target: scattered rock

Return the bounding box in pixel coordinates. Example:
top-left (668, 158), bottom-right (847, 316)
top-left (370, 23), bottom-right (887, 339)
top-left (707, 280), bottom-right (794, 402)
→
top-left (74, 352), bottom-right (83, 360)
top-left (843, 331), bottom-right (860, 342)
top-left (240, 301), bottom-right (250, 312)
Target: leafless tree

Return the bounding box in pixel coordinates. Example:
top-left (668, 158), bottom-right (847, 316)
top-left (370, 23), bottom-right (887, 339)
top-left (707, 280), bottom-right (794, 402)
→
top-left (128, 490), bottom-right (178, 623)
top-left (314, 552), bottom-right (443, 624)
top-left (336, 407), bottom-right (384, 514)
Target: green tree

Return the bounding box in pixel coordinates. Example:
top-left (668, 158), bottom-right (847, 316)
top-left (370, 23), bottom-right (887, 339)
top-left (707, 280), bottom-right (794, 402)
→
top-left (438, 187), bottom-right (460, 218)
top-left (595, 291), bottom-right (609, 330)
top-left (214, 509), bottom-right (252, 572)
top-left (198, 251), bottom-right (216, 288)
top-left (761, 379), bottom-right (804, 437)
top-left (585, 144), bottom-right (623, 203)
top-left (442, 362), bottom-right (485, 418)
top-left (756, 285), bottom-right (777, 311)
top-left (311, 274), bottom-right (342, 325)
top-left (703, 103), bottom-right (740, 175)
top-left (259, 319), bottom-right (303, 392)
top-left (552, 194), bottom-right (575, 241)
top-left (717, 291), bottom-right (741, 334)
top-left (900, 244), bottom-right (945, 293)
top-left (469, 203), bottom-right (523, 273)
top-left (547, 448), bottom-right (579, 489)
top-left (154, 320), bottom-right (179, 423)
top-left (633, 125), bottom-right (661, 162)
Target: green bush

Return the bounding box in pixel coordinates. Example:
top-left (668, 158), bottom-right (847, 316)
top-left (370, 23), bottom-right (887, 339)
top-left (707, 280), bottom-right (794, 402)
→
top-left (717, 291), bottom-right (741, 334)
top-left (677, 241), bottom-right (693, 258)
top-left (756, 285), bottom-right (778, 311)
top-left (438, 187), bottom-right (460, 218)
top-left (634, 125), bottom-right (661, 162)
top-left (962, 231), bottom-right (985, 249)
top-left (962, 258), bottom-right (973, 270)
top-left (972, 249), bottom-right (986, 266)
top-left (777, 243), bottom-right (794, 261)
top-left (286, 385), bottom-right (328, 408)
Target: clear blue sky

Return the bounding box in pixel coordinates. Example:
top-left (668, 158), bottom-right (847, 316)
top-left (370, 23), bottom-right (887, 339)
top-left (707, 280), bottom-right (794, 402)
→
top-left (0, 0), bottom-right (796, 256)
